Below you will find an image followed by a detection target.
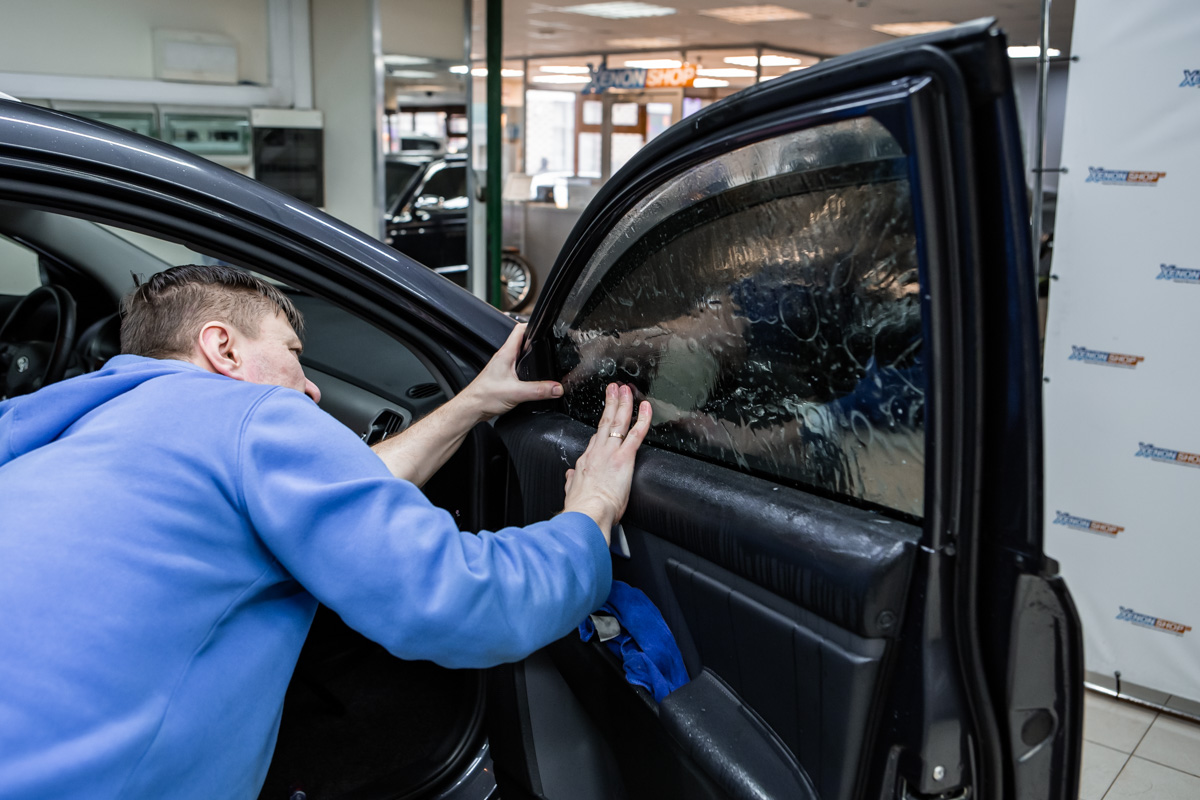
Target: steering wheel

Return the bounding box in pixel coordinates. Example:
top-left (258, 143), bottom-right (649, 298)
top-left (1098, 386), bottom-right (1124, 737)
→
top-left (0, 285), bottom-right (77, 399)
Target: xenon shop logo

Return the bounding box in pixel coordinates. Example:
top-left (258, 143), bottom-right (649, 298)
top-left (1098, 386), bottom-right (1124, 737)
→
top-left (1068, 346), bottom-right (1144, 369)
top-left (1182, 70), bottom-right (1200, 87)
top-left (1117, 606), bottom-right (1192, 636)
top-left (1135, 442), bottom-right (1200, 468)
top-left (1157, 263), bottom-right (1200, 284)
top-left (1085, 167), bottom-right (1167, 185)
top-left (1053, 511), bottom-right (1123, 536)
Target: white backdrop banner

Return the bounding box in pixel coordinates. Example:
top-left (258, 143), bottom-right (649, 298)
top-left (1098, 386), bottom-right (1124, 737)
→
top-left (1044, 0), bottom-right (1200, 701)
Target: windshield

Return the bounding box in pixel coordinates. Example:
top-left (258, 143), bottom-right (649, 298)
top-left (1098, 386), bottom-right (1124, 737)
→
top-left (385, 161), bottom-right (424, 214)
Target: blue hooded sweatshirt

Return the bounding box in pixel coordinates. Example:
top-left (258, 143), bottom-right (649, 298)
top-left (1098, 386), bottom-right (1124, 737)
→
top-left (0, 355), bottom-right (610, 799)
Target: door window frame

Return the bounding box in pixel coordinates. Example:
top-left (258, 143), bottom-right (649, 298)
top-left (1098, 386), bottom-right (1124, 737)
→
top-left (529, 76), bottom-right (974, 534)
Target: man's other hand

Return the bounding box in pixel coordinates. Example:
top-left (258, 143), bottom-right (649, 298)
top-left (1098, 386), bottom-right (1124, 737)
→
top-left (563, 383), bottom-right (652, 543)
top-left (459, 323), bottom-right (563, 422)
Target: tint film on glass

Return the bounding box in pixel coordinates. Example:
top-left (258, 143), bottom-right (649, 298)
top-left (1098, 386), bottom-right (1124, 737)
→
top-left (552, 117), bottom-right (925, 516)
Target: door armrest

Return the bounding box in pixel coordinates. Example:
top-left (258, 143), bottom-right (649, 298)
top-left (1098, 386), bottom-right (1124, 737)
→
top-left (660, 669), bottom-right (820, 800)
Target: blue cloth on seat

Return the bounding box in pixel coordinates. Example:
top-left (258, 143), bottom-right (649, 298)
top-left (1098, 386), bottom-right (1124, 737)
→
top-left (579, 580), bottom-right (689, 702)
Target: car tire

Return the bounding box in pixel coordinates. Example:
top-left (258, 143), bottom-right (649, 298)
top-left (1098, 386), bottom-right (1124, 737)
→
top-left (499, 252), bottom-right (535, 313)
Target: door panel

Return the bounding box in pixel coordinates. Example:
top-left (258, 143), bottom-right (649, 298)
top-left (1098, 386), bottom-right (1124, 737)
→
top-left (495, 409), bottom-right (918, 800)
top-left (666, 559), bottom-right (882, 800)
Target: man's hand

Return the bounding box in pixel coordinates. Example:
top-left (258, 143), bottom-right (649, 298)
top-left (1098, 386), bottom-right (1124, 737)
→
top-left (562, 383), bottom-right (652, 543)
top-left (457, 323), bottom-right (563, 422)
top-left (373, 323), bottom-right (564, 486)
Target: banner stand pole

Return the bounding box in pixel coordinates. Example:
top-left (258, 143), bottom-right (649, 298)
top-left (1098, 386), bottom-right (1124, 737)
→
top-left (1031, 0), bottom-right (1052, 270)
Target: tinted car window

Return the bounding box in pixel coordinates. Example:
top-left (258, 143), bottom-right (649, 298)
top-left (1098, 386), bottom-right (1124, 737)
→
top-left (385, 161), bottom-right (423, 213)
top-left (399, 137), bottom-right (440, 151)
top-left (551, 117), bottom-right (925, 517)
top-left (418, 165), bottom-right (467, 205)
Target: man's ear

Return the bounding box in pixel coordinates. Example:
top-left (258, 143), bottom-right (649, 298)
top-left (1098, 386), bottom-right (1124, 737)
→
top-left (194, 321), bottom-right (245, 380)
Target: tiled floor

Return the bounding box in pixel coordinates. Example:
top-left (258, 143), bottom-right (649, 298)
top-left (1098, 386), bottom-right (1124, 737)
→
top-left (1082, 690), bottom-right (1200, 799)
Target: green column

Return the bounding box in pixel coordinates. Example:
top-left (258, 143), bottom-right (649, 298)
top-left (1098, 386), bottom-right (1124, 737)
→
top-left (486, 0), bottom-right (502, 307)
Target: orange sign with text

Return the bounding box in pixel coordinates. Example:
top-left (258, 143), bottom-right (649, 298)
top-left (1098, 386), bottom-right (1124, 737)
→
top-left (645, 64), bottom-right (697, 89)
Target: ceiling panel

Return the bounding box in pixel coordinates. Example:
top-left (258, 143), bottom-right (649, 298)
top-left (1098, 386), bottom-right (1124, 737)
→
top-left (490, 0), bottom-right (1075, 61)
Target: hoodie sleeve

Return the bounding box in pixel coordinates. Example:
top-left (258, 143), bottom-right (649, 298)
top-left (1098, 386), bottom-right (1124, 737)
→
top-left (237, 388), bottom-right (612, 668)
top-left (0, 397), bottom-right (16, 465)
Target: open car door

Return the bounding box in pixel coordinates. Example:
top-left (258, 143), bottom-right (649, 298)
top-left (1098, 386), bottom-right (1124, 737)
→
top-left (488, 19), bottom-right (1083, 800)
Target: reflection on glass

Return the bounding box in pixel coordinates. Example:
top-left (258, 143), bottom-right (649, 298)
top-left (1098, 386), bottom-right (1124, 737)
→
top-left (552, 117), bottom-right (925, 517)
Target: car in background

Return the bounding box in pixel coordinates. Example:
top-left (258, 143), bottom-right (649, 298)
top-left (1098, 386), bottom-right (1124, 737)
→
top-left (385, 154), bottom-right (534, 312)
top-left (0, 19), bottom-right (1082, 800)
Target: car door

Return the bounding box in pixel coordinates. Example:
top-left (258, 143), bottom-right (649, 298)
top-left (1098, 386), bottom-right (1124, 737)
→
top-left (387, 160), bottom-right (470, 285)
top-left (414, 161), bottom-right (468, 270)
top-left (486, 19), bottom-right (1082, 800)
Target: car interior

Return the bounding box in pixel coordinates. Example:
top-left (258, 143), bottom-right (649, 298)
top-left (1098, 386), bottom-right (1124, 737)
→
top-left (0, 203), bottom-right (496, 799)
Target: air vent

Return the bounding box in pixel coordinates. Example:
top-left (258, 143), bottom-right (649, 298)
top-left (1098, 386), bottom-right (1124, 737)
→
top-left (362, 408), bottom-right (406, 446)
top-left (406, 382), bottom-right (440, 399)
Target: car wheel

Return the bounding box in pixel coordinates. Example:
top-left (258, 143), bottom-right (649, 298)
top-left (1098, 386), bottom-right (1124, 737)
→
top-left (499, 252), bottom-right (535, 313)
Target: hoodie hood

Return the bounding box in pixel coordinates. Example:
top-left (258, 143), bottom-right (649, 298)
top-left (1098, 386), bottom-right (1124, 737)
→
top-left (0, 355), bottom-right (208, 466)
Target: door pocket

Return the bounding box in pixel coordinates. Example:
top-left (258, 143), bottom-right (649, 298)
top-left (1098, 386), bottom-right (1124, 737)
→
top-left (667, 559), bottom-right (885, 800)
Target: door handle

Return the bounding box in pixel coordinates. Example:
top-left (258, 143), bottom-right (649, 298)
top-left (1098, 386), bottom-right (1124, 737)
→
top-left (610, 523), bottom-right (631, 559)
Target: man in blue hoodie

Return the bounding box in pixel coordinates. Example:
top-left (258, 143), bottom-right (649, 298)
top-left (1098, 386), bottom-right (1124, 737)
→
top-left (0, 265), bottom-right (651, 799)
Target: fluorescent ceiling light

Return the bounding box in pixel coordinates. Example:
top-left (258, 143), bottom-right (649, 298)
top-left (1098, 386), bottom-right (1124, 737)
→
top-left (383, 55), bottom-right (432, 66)
top-left (692, 78), bottom-right (729, 88)
top-left (451, 67), bottom-right (523, 77)
top-left (539, 65), bottom-right (592, 74)
top-left (559, 2), bottom-right (676, 19)
top-left (608, 36), bottom-right (681, 49)
top-left (388, 70), bottom-right (437, 79)
top-left (454, 67), bottom-right (526, 77)
top-left (724, 55), bottom-right (802, 67)
top-left (699, 5), bottom-right (811, 24)
top-left (696, 67), bottom-right (756, 78)
top-left (1008, 45), bottom-right (1062, 58)
top-left (531, 75), bottom-right (592, 84)
top-left (871, 21), bottom-right (956, 37)
top-left (624, 59), bottom-right (683, 68)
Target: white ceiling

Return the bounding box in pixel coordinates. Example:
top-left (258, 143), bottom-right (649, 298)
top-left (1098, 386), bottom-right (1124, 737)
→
top-left (489, 0), bottom-right (1075, 60)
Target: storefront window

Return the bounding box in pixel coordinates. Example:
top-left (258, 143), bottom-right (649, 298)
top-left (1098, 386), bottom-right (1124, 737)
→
top-left (526, 90), bottom-right (575, 176)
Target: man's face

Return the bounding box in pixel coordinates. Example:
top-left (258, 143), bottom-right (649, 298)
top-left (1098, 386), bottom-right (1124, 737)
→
top-left (239, 311), bottom-right (322, 403)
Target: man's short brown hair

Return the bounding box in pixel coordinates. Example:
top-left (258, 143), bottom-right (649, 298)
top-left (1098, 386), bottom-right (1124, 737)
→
top-left (120, 265), bottom-right (304, 359)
